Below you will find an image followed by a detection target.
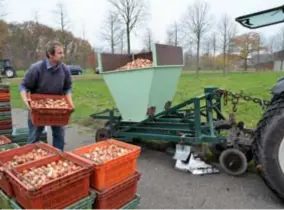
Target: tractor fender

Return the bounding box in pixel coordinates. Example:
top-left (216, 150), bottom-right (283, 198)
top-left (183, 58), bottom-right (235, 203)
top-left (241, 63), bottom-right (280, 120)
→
top-left (271, 77), bottom-right (284, 95)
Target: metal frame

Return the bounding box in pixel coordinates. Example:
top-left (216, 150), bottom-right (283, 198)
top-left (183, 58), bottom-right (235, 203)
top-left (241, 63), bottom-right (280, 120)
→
top-left (91, 87), bottom-right (229, 145)
top-left (235, 4), bottom-right (284, 29)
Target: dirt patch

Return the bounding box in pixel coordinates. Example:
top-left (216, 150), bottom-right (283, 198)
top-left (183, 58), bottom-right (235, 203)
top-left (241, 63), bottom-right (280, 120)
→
top-left (74, 117), bottom-right (106, 131)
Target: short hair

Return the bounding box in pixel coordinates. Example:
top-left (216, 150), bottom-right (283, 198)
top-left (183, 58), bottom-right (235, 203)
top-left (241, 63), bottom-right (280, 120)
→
top-left (45, 40), bottom-right (63, 58)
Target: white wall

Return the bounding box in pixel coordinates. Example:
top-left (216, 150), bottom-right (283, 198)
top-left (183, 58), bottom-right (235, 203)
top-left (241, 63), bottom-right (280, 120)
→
top-left (274, 60), bottom-right (284, 71)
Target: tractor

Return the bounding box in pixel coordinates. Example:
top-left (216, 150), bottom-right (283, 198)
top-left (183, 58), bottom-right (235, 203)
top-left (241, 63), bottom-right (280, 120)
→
top-left (235, 4), bottom-right (284, 201)
top-left (91, 4), bottom-right (284, 201)
top-left (0, 59), bottom-right (16, 78)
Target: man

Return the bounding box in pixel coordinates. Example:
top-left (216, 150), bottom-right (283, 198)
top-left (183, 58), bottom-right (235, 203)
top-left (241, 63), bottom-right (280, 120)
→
top-left (19, 40), bottom-right (74, 151)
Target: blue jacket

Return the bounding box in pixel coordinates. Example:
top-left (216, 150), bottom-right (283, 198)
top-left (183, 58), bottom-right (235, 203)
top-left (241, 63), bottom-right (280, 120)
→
top-left (19, 58), bottom-right (72, 95)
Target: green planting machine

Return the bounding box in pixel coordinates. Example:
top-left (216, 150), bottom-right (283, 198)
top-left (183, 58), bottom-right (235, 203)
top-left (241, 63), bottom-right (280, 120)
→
top-left (91, 5), bottom-right (284, 201)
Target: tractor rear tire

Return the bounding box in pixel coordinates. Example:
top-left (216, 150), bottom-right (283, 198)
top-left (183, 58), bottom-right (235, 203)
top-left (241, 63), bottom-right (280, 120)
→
top-left (254, 96), bottom-right (284, 200)
top-left (5, 68), bottom-right (15, 78)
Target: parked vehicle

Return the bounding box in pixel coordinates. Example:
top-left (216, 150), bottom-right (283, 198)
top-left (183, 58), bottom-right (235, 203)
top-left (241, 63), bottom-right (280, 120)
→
top-left (67, 65), bottom-right (84, 75)
top-left (0, 59), bottom-right (16, 78)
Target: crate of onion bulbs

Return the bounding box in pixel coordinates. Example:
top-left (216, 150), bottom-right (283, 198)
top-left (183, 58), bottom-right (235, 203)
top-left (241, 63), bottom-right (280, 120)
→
top-left (0, 142), bottom-right (19, 152)
top-left (28, 93), bottom-right (74, 126)
top-left (70, 139), bottom-right (141, 192)
top-left (0, 141), bottom-right (60, 198)
top-left (5, 152), bottom-right (93, 209)
top-left (0, 135), bottom-right (19, 153)
top-left (0, 135), bottom-right (12, 146)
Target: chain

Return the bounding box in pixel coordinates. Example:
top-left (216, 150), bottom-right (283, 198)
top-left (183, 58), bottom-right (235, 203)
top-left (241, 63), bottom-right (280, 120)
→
top-left (213, 89), bottom-right (271, 113)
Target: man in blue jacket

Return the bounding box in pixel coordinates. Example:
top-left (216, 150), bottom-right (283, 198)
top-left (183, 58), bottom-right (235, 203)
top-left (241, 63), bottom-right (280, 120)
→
top-left (18, 40), bottom-right (74, 151)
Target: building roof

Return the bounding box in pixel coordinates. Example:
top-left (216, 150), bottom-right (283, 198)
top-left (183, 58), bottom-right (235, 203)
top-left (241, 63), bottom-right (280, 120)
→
top-left (250, 53), bottom-right (273, 64)
top-left (274, 50), bottom-right (284, 60)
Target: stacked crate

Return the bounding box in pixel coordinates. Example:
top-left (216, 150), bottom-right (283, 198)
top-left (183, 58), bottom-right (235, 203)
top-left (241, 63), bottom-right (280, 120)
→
top-left (71, 139), bottom-right (142, 209)
top-left (0, 139), bottom-right (141, 209)
top-left (8, 190), bottom-right (96, 209)
top-left (0, 135), bottom-right (19, 209)
top-left (0, 141), bottom-right (96, 209)
top-left (0, 189), bottom-right (12, 209)
top-left (0, 84), bottom-right (13, 138)
top-left (0, 83), bottom-right (48, 146)
top-left (0, 190), bottom-right (96, 210)
top-left (0, 135), bottom-right (19, 152)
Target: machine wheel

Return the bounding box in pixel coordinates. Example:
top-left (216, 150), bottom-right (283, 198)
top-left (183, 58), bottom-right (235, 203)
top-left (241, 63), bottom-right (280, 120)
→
top-left (254, 96), bottom-right (284, 200)
top-left (95, 127), bottom-right (111, 142)
top-left (219, 148), bottom-right (248, 176)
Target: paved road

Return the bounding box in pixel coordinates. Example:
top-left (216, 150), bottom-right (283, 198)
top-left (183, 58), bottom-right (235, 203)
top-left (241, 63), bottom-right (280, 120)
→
top-left (12, 109), bottom-right (284, 209)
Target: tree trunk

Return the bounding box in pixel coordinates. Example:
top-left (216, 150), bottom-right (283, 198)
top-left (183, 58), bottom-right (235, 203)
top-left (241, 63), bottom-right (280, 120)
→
top-left (244, 58), bottom-right (248, 71)
top-left (222, 34), bottom-right (227, 76)
top-left (256, 37), bottom-right (260, 71)
top-left (196, 36), bottom-right (200, 77)
top-left (126, 24), bottom-right (131, 54)
top-left (111, 29), bottom-right (114, 53)
top-left (223, 48), bottom-right (226, 76)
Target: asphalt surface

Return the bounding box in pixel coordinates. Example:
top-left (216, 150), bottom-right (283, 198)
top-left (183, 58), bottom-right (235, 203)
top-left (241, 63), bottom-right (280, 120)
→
top-left (12, 108), bottom-right (284, 209)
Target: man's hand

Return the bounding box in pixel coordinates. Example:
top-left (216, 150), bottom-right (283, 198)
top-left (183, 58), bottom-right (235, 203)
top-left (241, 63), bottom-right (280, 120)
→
top-left (65, 93), bottom-right (75, 111)
top-left (20, 91), bottom-right (31, 110)
top-left (24, 99), bottom-right (31, 110)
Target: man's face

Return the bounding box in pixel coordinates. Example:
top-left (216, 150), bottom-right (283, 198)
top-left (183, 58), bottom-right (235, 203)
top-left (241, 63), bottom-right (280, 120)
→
top-left (49, 45), bottom-right (64, 64)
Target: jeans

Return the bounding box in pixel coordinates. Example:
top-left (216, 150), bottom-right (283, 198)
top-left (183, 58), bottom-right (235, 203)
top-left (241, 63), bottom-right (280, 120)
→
top-left (27, 111), bottom-right (65, 151)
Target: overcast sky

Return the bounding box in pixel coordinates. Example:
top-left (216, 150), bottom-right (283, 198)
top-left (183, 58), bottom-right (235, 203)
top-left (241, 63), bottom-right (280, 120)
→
top-left (3, 0), bottom-right (284, 51)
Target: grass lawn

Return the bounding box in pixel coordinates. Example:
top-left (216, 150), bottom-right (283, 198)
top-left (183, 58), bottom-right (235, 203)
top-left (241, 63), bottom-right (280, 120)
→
top-left (8, 70), bottom-right (284, 129)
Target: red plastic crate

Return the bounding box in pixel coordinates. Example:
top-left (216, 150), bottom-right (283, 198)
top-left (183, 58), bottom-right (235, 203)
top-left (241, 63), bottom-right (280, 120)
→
top-left (0, 142), bottom-right (60, 197)
top-left (0, 121), bottom-right (12, 130)
top-left (29, 94), bottom-right (73, 126)
top-left (93, 171), bottom-right (141, 209)
top-left (0, 93), bottom-right (10, 100)
top-left (70, 139), bottom-right (141, 192)
top-left (0, 98), bottom-right (10, 102)
top-left (6, 152), bottom-right (93, 209)
top-left (0, 135), bottom-right (12, 146)
top-left (0, 107), bottom-right (11, 112)
top-left (0, 89), bottom-right (9, 93)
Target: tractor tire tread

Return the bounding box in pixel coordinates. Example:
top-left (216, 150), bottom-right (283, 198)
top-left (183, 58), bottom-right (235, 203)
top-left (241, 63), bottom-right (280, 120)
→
top-left (254, 96), bottom-right (284, 200)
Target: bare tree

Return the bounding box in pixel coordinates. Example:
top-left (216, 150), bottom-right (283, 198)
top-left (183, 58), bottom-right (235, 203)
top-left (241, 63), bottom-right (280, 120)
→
top-left (227, 24), bottom-right (237, 52)
top-left (33, 10), bottom-right (39, 24)
top-left (182, 0), bottom-right (211, 76)
top-left (203, 38), bottom-right (210, 56)
top-left (143, 27), bottom-right (153, 52)
top-left (82, 23), bottom-right (86, 40)
top-left (100, 11), bottom-right (122, 53)
top-left (30, 10), bottom-right (42, 61)
top-left (0, 0), bottom-right (7, 58)
top-left (0, 0), bottom-right (7, 20)
top-left (210, 32), bottom-right (217, 70)
top-left (219, 13), bottom-right (229, 75)
top-left (118, 30), bottom-right (125, 53)
top-left (53, 2), bottom-right (71, 54)
top-left (219, 13), bottom-right (236, 75)
top-left (267, 36), bottom-right (275, 55)
top-left (55, 3), bottom-right (70, 33)
top-left (108, 0), bottom-right (148, 54)
top-left (227, 23), bottom-right (237, 70)
top-left (253, 32), bottom-right (266, 71)
top-left (275, 27), bottom-right (284, 70)
top-left (266, 35), bottom-right (277, 59)
top-left (166, 21), bottom-right (183, 46)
